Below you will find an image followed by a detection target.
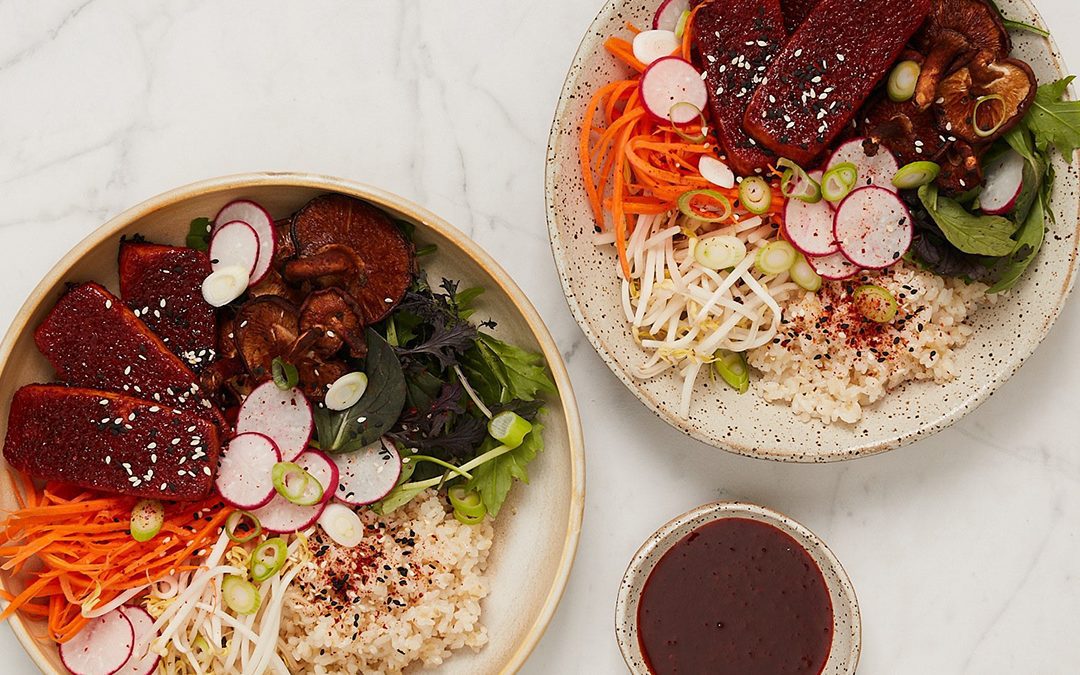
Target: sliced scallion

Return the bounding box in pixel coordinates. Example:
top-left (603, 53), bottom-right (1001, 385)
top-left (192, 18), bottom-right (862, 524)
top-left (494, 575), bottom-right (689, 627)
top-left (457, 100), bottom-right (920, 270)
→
top-left (738, 176), bottom-right (773, 215)
top-left (272, 462), bottom-right (323, 506)
top-left (790, 255), bottom-right (823, 292)
top-left (249, 538), bottom-right (288, 582)
top-left (130, 499), bottom-right (164, 543)
top-left (973, 94), bottom-right (1007, 138)
top-left (487, 411), bottom-right (533, 450)
top-left (694, 235), bottom-right (746, 270)
top-left (887, 61), bottom-right (921, 102)
top-left (225, 511), bottom-right (262, 544)
top-left (853, 285), bottom-right (898, 323)
top-left (678, 189), bottom-right (733, 223)
top-left (271, 357), bottom-right (299, 391)
top-left (668, 103), bottom-right (708, 143)
top-left (449, 487), bottom-right (487, 520)
top-left (778, 158), bottom-right (822, 203)
top-left (674, 10), bottom-right (692, 39)
top-left (821, 162), bottom-right (858, 202)
top-left (222, 575), bottom-right (261, 615)
top-left (713, 350), bottom-right (750, 394)
top-left (892, 161), bottom-right (941, 189)
top-left (454, 510), bottom-right (486, 526)
top-left (754, 240), bottom-right (798, 276)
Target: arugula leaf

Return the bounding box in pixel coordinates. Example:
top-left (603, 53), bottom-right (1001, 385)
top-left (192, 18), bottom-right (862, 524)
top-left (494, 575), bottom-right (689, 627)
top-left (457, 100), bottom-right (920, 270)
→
top-left (461, 333), bottom-right (556, 405)
top-left (186, 217), bottom-right (212, 251)
top-left (918, 184), bottom-right (1019, 257)
top-left (1024, 77), bottom-right (1080, 158)
top-left (313, 330), bottom-right (406, 454)
top-left (988, 176), bottom-right (1051, 293)
top-left (466, 424), bottom-right (544, 517)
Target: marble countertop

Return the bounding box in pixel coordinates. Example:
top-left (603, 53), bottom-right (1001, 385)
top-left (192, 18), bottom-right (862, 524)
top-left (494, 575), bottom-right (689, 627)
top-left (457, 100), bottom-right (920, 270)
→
top-left (2, 1), bottom-right (1079, 673)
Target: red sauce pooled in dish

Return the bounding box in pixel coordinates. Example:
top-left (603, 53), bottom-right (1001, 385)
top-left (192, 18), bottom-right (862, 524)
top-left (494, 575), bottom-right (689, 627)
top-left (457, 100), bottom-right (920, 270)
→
top-left (637, 518), bottom-right (833, 675)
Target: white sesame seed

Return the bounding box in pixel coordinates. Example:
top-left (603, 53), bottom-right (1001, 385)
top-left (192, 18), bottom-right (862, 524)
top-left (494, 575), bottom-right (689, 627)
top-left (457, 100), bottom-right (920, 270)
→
top-left (105, 456), bottom-right (112, 464)
top-left (203, 467), bottom-right (212, 476)
top-left (105, 300), bottom-right (112, 309)
top-left (99, 399), bottom-right (109, 405)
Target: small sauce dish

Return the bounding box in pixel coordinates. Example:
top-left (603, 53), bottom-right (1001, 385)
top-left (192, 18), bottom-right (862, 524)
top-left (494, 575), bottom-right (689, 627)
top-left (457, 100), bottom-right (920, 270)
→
top-left (615, 501), bottom-right (861, 675)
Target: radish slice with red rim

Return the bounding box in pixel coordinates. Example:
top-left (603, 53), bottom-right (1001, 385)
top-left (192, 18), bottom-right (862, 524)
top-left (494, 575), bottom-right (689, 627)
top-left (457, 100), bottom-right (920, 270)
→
top-left (633, 30), bottom-right (680, 65)
top-left (807, 251), bottom-right (860, 280)
top-left (783, 170), bottom-right (839, 256)
top-left (215, 432), bottom-right (281, 510)
top-left (827, 139), bottom-right (900, 193)
top-left (833, 186), bottom-right (913, 269)
top-left (213, 200), bottom-right (276, 285)
top-left (296, 450), bottom-right (340, 505)
top-left (236, 382), bottom-right (313, 462)
top-left (653, 0), bottom-right (691, 30)
top-left (209, 220), bottom-right (260, 276)
top-left (332, 439), bottom-right (401, 506)
top-left (115, 606), bottom-right (160, 675)
top-left (249, 493), bottom-right (326, 534)
top-left (58, 608), bottom-right (134, 675)
top-left (980, 150), bottom-right (1025, 215)
top-left (640, 57), bottom-right (708, 123)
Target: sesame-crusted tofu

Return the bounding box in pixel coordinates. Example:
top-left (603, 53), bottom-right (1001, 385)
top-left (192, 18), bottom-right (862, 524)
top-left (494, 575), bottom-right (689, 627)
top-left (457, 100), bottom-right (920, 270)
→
top-left (3, 385), bottom-right (221, 500)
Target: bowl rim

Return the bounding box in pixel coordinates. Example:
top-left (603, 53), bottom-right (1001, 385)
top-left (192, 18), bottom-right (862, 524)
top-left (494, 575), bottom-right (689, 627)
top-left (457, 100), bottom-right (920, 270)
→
top-left (544, 0), bottom-right (1080, 463)
top-left (0, 171), bottom-right (586, 675)
top-left (613, 500), bottom-right (862, 674)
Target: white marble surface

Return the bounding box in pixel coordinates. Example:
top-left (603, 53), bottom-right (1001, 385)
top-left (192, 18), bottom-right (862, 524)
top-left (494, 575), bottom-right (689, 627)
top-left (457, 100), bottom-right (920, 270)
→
top-left (1, 1), bottom-right (1079, 673)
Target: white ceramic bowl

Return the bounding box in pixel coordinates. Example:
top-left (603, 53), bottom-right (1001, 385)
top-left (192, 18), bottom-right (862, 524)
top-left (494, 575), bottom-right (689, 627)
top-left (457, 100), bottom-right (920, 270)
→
top-left (0, 173), bottom-right (585, 674)
top-left (615, 502), bottom-right (860, 674)
top-left (546, 0), bottom-right (1080, 461)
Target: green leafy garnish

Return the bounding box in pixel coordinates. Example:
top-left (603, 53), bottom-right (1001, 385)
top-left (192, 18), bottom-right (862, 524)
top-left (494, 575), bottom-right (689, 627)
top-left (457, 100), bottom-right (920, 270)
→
top-left (271, 357), bottom-right (299, 390)
top-left (314, 330), bottom-right (406, 453)
top-left (988, 174), bottom-right (1052, 293)
top-left (1002, 19), bottom-right (1050, 38)
top-left (186, 217), bottom-right (212, 251)
top-left (917, 184), bottom-right (1019, 257)
top-left (461, 333), bottom-right (557, 405)
top-left (1023, 77), bottom-right (1080, 158)
top-left (466, 424), bottom-right (544, 518)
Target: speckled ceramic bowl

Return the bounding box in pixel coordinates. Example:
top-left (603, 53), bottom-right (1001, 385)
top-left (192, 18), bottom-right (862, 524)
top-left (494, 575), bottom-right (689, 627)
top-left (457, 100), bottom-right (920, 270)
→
top-left (0, 173), bottom-right (585, 675)
top-left (615, 502), bottom-right (860, 674)
top-left (546, 0), bottom-right (1080, 461)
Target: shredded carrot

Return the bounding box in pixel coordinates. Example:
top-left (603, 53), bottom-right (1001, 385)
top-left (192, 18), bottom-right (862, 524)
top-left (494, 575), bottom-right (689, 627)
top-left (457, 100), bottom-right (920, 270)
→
top-left (0, 478), bottom-right (231, 643)
top-left (579, 30), bottom-right (787, 280)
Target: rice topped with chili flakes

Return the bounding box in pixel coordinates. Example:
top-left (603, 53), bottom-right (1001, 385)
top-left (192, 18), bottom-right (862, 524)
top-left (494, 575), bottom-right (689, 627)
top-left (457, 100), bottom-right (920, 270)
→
top-left (280, 490), bottom-right (493, 675)
top-left (747, 262), bottom-right (993, 424)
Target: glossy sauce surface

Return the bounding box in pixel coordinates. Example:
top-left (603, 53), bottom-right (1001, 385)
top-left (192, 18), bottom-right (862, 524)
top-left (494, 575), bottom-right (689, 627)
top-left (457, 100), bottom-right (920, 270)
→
top-left (637, 517), bottom-right (833, 675)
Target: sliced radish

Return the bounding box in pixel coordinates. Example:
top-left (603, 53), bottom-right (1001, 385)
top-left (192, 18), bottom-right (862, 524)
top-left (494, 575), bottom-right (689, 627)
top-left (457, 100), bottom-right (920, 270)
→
top-left (318, 503), bottom-right (365, 548)
top-left (236, 382), bottom-right (313, 462)
top-left (640, 57), bottom-right (708, 123)
top-left (209, 220), bottom-right (260, 276)
top-left (783, 170), bottom-right (839, 256)
top-left (201, 265), bottom-right (249, 308)
top-left (213, 200), bottom-right (276, 285)
top-left (653, 0), bottom-right (691, 30)
top-left (115, 607), bottom-right (160, 675)
top-left (215, 432), bottom-right (281, 510)
top-left (807, 251), bottom-right (860, 280)
top-left (980, 150), bottom-right (1025, 215)
top-left (834, 186), bottom-right (913, 269)
top-left (58, 608), bottom-right (134, 675)
top-left (699, 156), bottom-right (735, 189)
top-left (296, 450), bottom-right (339, 505)
top-left (632, 30), bottom-right (680, 65)
top-left (250, 492), bottom-right (327, 534)
top-left (827, 139), bottom-right (900, 193)
top-left (332, 439), bottom-right (401, 506)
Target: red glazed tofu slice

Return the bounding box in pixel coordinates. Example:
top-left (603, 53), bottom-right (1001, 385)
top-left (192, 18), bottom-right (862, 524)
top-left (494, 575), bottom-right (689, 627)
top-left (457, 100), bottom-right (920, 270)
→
top-left (3, 385), bottom-right (221, 500)
top-left (780, 0), bottom-right (818, 34)
top-left (119, 242), bottom-right (217, 372)
top-left (744, 0), bottom-right (932, 166)
top-left (34, 282), bottom-right (224, 427)
top-left (692, 0), bottom-right (785, 175)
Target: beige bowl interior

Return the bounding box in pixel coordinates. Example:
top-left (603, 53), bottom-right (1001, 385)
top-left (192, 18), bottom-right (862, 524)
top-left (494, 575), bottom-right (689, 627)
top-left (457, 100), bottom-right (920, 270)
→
top-left (614, 502), bottom-right (861, 674)
top-left (545, 0), bottom-right (1080, 461)
top-left (0, 173), bottom-right (585, 674)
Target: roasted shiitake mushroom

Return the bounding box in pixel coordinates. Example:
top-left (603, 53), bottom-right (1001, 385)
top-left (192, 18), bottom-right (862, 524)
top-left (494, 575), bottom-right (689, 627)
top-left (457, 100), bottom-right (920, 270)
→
top-left (298, 287), bottom-right (366, 359)
top-left (913, 0), bottom-right (1010, 110)
top-left (935, 50), bottom-right (1036, 143)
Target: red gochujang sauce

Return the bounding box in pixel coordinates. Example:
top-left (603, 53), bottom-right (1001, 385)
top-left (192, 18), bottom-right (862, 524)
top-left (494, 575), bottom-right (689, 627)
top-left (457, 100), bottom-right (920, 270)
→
top-left (637, 517), bottom-right (834, 675)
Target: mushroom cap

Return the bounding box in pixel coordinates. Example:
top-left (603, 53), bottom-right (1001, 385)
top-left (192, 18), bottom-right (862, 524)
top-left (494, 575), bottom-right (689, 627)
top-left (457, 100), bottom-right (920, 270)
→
top-left (288, 194), bottom-right (415, 323)
top-left (912, 0), bottom-right (1010, 109)
top-left (296, 359), bottom-right (350, 401)
top-left (298, 287), bottom-right (366, 359)
top-left (936, 51), bottom-right (1036, 144)
top-left (937, 141), bottom-right (984, 194)
top-left (232, 296), bottom-right (300, 381)
top-left (861, 97), bottom-right (947, 166)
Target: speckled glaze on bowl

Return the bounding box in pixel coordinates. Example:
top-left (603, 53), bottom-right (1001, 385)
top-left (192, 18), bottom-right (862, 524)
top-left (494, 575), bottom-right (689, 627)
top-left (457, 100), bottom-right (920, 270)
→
top-left (0, 173), bottom-right (586, 675)
top-left (615, 502), bottom-right (860, 674)
top-left (546, 0), bottom-right (1080, 461)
